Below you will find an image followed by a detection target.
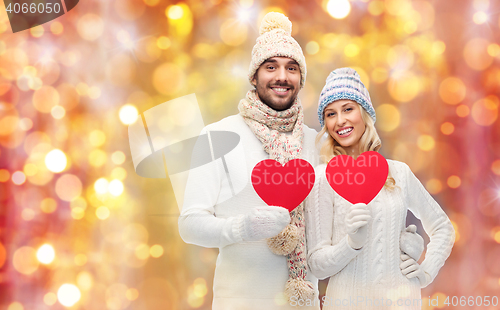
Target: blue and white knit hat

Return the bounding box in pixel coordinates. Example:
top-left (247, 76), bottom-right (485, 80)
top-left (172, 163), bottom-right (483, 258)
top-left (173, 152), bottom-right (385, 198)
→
top-left (317, 68), bottom-right (376, 127)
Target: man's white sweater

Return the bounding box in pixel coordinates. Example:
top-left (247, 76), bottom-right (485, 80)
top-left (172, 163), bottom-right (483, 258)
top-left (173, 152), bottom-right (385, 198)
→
top-left (179, 114), bottom-right (321, 310)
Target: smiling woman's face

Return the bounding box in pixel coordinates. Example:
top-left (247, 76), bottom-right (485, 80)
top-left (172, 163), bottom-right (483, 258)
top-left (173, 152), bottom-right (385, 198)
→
top-left (324, 99), bottom-right (366, 156)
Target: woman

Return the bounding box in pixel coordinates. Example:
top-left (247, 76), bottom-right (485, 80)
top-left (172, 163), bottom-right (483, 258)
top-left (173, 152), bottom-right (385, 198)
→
top-left (305, 68), bottom-right (455, 310)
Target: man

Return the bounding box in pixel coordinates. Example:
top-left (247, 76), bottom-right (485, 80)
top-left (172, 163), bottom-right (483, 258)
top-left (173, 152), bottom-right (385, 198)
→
top-left (178, 12), bottom-right (321, 309)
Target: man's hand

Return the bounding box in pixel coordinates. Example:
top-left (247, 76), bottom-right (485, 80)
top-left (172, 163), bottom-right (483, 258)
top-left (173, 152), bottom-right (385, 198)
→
top-left (241, 206), bottom-right (290, 241)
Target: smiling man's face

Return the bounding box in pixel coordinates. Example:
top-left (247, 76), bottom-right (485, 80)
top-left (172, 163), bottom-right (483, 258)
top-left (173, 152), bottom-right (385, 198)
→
top-left (251, 56), bottom-right (301, 111)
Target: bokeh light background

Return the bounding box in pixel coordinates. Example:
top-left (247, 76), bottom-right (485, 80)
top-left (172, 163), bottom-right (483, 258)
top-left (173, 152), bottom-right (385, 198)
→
top-left (0, 0), bottom-right (499, 309)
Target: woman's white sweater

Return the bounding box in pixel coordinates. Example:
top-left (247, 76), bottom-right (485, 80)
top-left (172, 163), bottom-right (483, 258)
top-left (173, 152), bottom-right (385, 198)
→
top-left (305, 160), bottom-right (455, 310)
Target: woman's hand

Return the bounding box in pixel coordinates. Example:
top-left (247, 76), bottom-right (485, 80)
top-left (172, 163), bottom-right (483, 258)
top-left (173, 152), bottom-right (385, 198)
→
top-left (345, 203), bottom-right (372, 249)
top-left (400, 253), bottom-right (431, 287)
top-left (400, 224), bottom-right (425, 261)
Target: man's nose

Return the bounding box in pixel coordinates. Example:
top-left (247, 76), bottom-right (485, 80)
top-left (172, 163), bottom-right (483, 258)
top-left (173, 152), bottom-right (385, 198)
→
top-left (275, 67), bottom-right (288, 83)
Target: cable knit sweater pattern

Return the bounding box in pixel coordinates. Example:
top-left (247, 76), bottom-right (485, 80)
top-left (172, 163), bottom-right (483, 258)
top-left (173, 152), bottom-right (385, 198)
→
top-left (305, 160), bottom-right (455, 310)
top-left (179, 115), bottom-right (321, 310)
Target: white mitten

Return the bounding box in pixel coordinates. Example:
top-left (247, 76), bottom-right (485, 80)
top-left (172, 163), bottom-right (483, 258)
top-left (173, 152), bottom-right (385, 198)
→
top-left (400, 224), bottom-right (425, 261)
top-left (345, 203), bottom-right (372, 249)
top-left (240, 206), bottom-right (291, 242)
top-left (400, 253), bottom-right (431, 287)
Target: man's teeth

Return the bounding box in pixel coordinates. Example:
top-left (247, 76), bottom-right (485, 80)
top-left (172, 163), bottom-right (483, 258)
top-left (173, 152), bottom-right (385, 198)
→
top-left (273, 88), bottom-right (288, 92)
top-left (338, 128), bottom-right (353, 135)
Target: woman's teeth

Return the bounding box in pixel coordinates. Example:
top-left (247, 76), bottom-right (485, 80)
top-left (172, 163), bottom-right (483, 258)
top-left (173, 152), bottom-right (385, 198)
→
top-left (338, 128), bottom-right (353, 135)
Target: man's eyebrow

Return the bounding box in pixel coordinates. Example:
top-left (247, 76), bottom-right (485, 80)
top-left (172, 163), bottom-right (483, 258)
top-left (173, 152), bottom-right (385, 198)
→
top-left (262, 59), bottom-right (278, 64)
top-left (287, 60), bottom-right (299, 65)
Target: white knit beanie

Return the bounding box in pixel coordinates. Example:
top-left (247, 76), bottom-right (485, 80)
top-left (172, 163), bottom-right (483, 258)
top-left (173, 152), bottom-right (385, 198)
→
top-left (248, 12), bottom-right (307, 88)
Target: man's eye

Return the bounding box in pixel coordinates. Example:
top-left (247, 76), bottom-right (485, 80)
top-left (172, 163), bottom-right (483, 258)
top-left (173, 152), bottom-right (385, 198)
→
top-left (267, 66), bottom-right (275, 70)
top-left (288, 67), bottom-right (298, 71)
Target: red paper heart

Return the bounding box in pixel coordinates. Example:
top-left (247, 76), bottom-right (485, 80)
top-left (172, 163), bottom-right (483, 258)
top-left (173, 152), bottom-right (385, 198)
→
top-left (251, 159), bottom-right (315, 212)
top-left (325, 151), bottom-right (388, 204)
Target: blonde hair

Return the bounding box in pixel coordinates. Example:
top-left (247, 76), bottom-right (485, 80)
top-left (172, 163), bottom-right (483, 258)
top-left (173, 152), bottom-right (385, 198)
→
top-left (315, 107), bottom-right (396, 190)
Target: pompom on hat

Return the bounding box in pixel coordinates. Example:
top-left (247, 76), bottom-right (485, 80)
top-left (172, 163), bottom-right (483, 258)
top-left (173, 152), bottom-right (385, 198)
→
top-left (317, 67), bottom-right (376, 127)
top-left (248, 12), bottom-right (307, 88)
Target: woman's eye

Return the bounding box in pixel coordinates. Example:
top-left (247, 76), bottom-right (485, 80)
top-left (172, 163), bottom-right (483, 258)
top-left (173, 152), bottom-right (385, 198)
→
top-left (345, 108), bottom-right (353, 112)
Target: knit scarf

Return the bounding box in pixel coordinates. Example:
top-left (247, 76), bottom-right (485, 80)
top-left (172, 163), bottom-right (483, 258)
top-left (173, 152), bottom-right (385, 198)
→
top-left (238, 89), bottom-right (315, 302)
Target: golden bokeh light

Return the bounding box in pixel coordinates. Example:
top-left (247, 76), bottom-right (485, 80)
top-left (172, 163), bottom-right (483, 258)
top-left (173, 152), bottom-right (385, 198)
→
top-left (439, 77), bottom-right (466, 105)
top-left (167, 5), bottom-right (184, 19)
top-left (23, 163), bottom-right (38, 177)
top-left (50, 22), bottom-right (64, 35)
top-left (44, 292), bottom-right (58, 306)
top-left (144, 0), bottom-right (160, 6)
top-left (491, 160), bottom-right (500, 175)
top-left (375, 104), bottom-right (400, 132)
top-left (33, 86), bottom-right (60, 113)
top-left (150, 244), bottom-right (164, 258)
top-left (45, 149), bottom-right (67, 173)
top-left (77, 14), bottom-right (104, 41)
top-left (119, 104), bottom-right (139, 125)
top-left (7, 302), bottom-right (23, 310)
top-left (96, 206), bottom-right (110, 220)
top-left (94, 178), bottom-right (109, 194)
top-left (126, 288), bottom-right (139, 301)
top-left (473, 11), bottom-right (488, 24)
top-left (111, 151), bottom-right (126, 165)
top-left (21, 209), bottom-right (35, 221)
top-left (306, 41), bottom-right (320, 55)
top-left (463, 38), bottom-right (493, 71)
top-left (326, 0), bottom-right (351, 19)
top-left (447, 175), bottom-right (461, 189)
top-left (157, 36), bottom-right (171, 50)
top-left (0, 242), bottom-right (6, 269)
top-left (40, 198), bottom-right (57, 213)
top-left (89, 130), bottom-right (106, 147)
top-left (88, 149), bottom-right (107, 167)
top-left (57, 284), bottom-right (81, 307)
top-left (74, 254), bottom-right (88, 266)
top-left (471, 97), bottom-right (498, 126)
top-left (440, 122), bottom-right (454, 135)
top-left (77, 271), bottom-right (93, 291)
top-left (71, 207), bottom-right (85, 220)
top-left (388, 72), bottom-right (420, 102)
top-left (488, 43), bottom-right (500, 57)
top-left (368, 0), bottom-right (384, 16)
top-left (371, 67), bottom-right (388, 84)
top-left (12, 171), bottom-right (26, 185)
top-left (51, 106), bottom-right (66, 119)
top-left (426, 178), bottom-right (443, 194)
top-left (220, 19), bottom-right (248, 46)
top-left (456, 104), bottom-right (470, 117)
top-left (108, 180), bottom-right (124, 196)
top-left (135, 244), bottom-right (150, 260)
top-left (417, 135), bottom-right (435, 151)
top-left (13, 246), bottom-right (39, 275)
top-left (37, 244), bottom-right (55, 264)
top-left (0, 169), bottom-right (10, 182)
top-left (478, 188), bottom-right (500, 217)
top-left (55, 174), bottom-right (82, 202)
top-left (111, 167), bottom-right (127, 181)
top-left (152, 62), bottom-right (186, 95)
